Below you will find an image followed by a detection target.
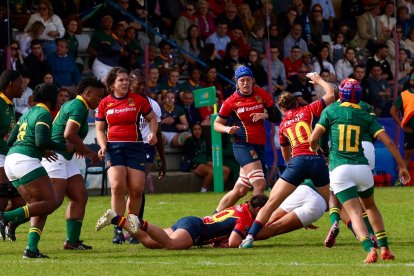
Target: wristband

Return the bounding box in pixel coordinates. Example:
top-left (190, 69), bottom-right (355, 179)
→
top-left (224, 126), bottom-right (231, 134)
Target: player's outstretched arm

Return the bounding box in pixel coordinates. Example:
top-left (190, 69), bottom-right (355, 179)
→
top-left (306, 72), bottom-right (335, 105)
top-left (376, 131), bottom-right (411, 184)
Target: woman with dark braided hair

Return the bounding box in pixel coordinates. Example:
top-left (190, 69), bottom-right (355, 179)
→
top-left (0, 83), bottom-right (75, 258)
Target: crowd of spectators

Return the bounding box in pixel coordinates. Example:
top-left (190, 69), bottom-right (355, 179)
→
top-left (1, 0), bottom-right (414, 191)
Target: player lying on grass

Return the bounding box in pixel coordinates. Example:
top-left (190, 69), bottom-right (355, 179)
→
top-left (95, 195), bottom-right (268, 249)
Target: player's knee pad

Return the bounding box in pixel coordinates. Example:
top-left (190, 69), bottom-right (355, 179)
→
top-left (0, 182), bottom-right (10, 198)
top-left (247, 169), bottom-right (265, 184)
top-left (235, 173), bottom-right (251, 188)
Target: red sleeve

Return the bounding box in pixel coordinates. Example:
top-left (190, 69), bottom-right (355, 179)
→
top-left (232, 205), bottom-right (254, 238)
top-left (308, 99), bottom-right (325, 117)
top-left (218, 97), bottom-right (233, 119)
top-left (95, 96), bottom-right (108, 121)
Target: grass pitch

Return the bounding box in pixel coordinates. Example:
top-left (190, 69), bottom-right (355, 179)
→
top-left (1, 188), bottom-right (414, 275)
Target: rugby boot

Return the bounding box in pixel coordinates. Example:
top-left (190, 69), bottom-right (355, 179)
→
top-left (324, 222), bottom-right (339, 248)
top-left (380, 247), bottom-right (395, 261)
top-left (364, 248), bottom-right (378, 264)
top-left (63, 240), bottom-right (93, 250)
top-left (23, 249), bottom-right (49, 259)
top-left (239, 236), bottom-right (254, 248)
top-left (95, 209), bottom-right (117, 231)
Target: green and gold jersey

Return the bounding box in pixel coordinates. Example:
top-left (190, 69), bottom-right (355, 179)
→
top-left (0, 92), bottom-right (16, 155)
top-left (329, 100), bottom-right (376, 143)
top-left (317, 102), bottom-right (384, 171)
top-left (8, 103), bottom-right (66, 160)
top-left (52, 96), bottom-right (89, 160)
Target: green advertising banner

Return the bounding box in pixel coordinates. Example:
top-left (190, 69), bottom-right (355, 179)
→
top-left (194, 86), bottom-right (216, 108)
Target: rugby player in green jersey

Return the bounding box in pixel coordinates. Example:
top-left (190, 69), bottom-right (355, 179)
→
top-left (0, 84), bottom-right (75, 258)
top-left (0, 70), bottom-right (25, 241)
top-left (324, 100), bottom-right (377, 248)
top-left (310, 78), bottom-right (410, 263)
top-left (41, 77), bottom-right (105, 250)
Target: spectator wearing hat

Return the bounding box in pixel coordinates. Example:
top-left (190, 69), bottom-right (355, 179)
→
top-left (302, 51), bottom-right (314, 72)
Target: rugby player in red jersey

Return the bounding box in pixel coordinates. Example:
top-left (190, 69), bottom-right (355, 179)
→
top-left (95, 67), bottom-right (158, 244)
top-left (240, 72), bottom-right (335, 248)
top-left (95, 195), bottom-right (268, 249)
top-left (213, 66), bottom-right (281, 212)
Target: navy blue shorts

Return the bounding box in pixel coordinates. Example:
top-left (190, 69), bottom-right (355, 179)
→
top-left (281, 155), bottom-right (329, 187)
top-left (233, 142), bottom-right (265, 167)
top-left (171, 216), bottom-right (203, 245)
top-left (107, 142), bottom-right (146, 171)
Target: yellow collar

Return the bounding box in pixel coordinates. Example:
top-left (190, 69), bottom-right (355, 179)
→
top-left (339, 102), bottom-right (361, 109)
top-left (37, 103), bottom-right (51, 112)
top-left (0, 92), bottom-right (12, 105)
top-left (76, 95), bottom-right (90, 110)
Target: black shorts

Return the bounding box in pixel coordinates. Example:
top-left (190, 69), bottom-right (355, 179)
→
top-left (0, 182), bottom-right (20, 198)
top-left (404, 131), bottom-right (414, 150)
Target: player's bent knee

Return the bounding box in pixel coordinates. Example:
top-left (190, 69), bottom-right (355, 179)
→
top-left (235, 173), bottom-right (250, 188)
top-left (247, 169), bottom-right (265, 185)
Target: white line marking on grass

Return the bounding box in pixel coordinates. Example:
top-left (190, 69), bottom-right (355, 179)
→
top-left (4, 259), bottom-right (414, 268)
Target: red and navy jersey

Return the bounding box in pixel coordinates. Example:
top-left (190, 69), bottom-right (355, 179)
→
top-left (279, 99), bottom-right (325, 157)
top-left (218, 86), bottom-right (275, 145)
top-left (96, 92), bottom-right (152, 142)
top-left (201, 203), bottom-right (254, 245)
